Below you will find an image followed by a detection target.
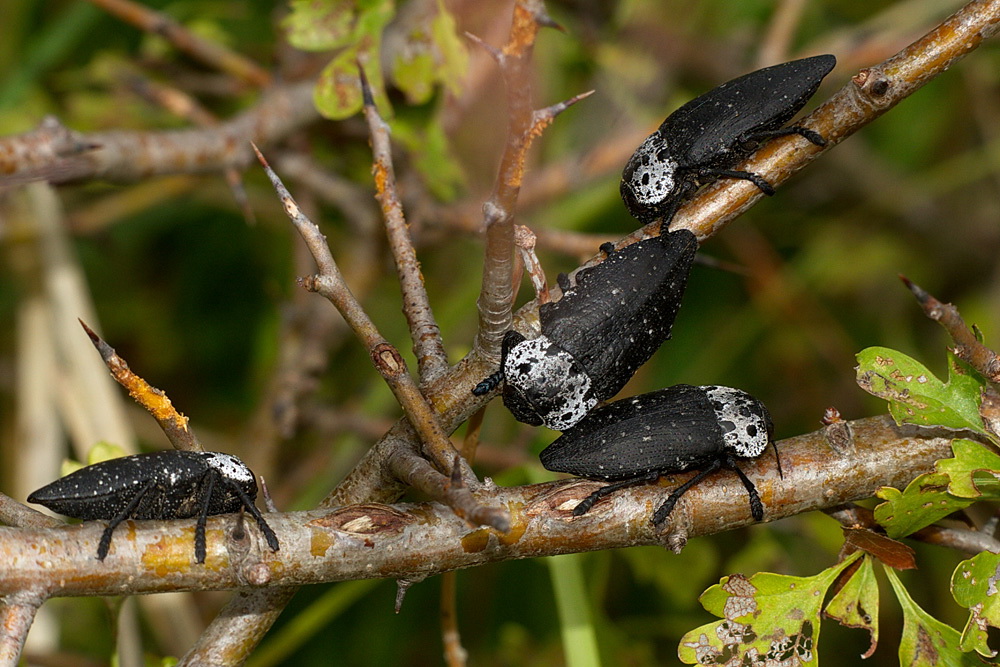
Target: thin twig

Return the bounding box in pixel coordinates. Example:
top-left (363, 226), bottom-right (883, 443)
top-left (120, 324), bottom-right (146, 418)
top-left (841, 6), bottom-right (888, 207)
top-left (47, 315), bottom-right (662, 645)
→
top-left (470, 0), bottom-right (563, 360)
top-left (900, 275), bottom-right (1000, 382)
top-left (0, 82), bottom-right (317, 185)
top-left (0, 492), bottom-right (62, 530)
top-left (79, 320), bottom-right (201, 452)
top-left (123, 71), bottom-right (253, 222)
top-left (252, 146), bottom-right (464, 474)
top-left (358, 66), bottom-right (449, 381)
top-left (441, 571), bottom-right (467, 667)
top-left (86, 0), bottom-right (271, 87)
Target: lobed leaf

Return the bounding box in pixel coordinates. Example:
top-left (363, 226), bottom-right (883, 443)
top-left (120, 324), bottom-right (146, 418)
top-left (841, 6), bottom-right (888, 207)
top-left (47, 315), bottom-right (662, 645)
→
top-left (951, 552), bottom-right (1000, 658)
top-left (885, 567), bottom-right (978, 666)
top-left (824, 555), bottom-right (880, 659)
top-left (856, 347), bottom-right (986, 433)
top-left (678, 552), bottom-right (860, 665)
top-left (935, 438), bottom-right (1000, 499)
top-left (873, 472), bottom-right (974, 540)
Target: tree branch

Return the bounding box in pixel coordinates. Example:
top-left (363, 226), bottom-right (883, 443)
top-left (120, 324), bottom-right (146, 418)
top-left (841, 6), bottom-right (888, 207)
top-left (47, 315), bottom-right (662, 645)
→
top-left (0, 82), bottom-right (317, 186)
top-left (0, 416), bottom-right (954, 597)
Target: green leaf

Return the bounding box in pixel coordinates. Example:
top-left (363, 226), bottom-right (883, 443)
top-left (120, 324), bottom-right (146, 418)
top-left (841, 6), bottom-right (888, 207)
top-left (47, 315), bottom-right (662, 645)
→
top-left (884, 567), bottom-right (978, 666)
top-left (678, 552), bottom-right (860, 665)
top-left (856, 347), bottom-right (986, 433)
top-left (951, 552), bottom-right (1000, 657)
top-left (430, 0), bottom-right (468, 96)
top-left (936, 438), bottom-right (1000, 499)
top-left (309, 2), bottom-right (394, 120)
top-left (314, 47), bottom-right (390, 120)
top-left (825, 555), bottom-right (879, 658)
top-left (390, 0), bottom-right (467, 105)
top-left (873, 472), bottom-right (974, 540)
top-left (284, 0), bottom-right (358, 51)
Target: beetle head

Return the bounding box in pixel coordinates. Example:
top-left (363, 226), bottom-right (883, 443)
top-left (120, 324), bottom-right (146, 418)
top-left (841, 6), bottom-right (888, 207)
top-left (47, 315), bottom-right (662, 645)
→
top-left (620, 133), bottom-right (679, 223)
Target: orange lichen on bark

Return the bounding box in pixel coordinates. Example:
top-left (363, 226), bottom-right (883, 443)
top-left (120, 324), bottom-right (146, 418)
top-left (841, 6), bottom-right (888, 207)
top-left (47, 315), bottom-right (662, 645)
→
top-left (79, 319), bottom-right (199, 450)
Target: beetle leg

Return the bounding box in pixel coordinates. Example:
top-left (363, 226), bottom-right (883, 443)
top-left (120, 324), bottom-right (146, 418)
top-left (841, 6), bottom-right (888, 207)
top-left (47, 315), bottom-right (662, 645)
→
top-left (651, 458), bottom-right (724, 526)
top-left (747, 125), bottom-right (826, 147)
top-left (571, 470), bottom-right (662, 517)
top-left (725, 454), bottom-right (764, 521)
top-left (705, 169), bottom-right (776, 196)
top-left (225, 479), bottom-right (280, 553)
top-left (96, 479), bottom-right (156, 561)
top-left (192, 470), bottom-right (219, 563)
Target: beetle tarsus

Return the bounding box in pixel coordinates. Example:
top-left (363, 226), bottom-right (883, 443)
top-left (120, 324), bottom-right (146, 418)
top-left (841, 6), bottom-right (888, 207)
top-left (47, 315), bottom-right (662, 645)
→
top-left (726, 455), bottom-right (764, 521)
top-left (652, 459), bottom-right (724, 525)
top-left (707, 169), bottom-right (776, 196)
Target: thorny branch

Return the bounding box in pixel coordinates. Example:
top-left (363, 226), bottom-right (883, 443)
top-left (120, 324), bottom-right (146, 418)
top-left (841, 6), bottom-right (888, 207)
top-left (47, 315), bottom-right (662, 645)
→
top-left (1, 1), bottom-right (998, 665)
top-left (901, 275), bottom-right (1000, 383)
top-left (253, 146), bottom-right (509, 534)
top-left (358, 67), bottom-right (449, 382)
top-left (79, 320), bottom-right (201, 453)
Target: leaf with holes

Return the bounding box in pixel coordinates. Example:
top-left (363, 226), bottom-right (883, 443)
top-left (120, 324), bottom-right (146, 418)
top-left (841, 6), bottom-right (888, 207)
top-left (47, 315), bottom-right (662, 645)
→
top-left (678, 552), bottom-right (859, 665)
top-left (951, 552), bottom-right (1000, 657)
top-left (856, 347), bottom-right (986, 433)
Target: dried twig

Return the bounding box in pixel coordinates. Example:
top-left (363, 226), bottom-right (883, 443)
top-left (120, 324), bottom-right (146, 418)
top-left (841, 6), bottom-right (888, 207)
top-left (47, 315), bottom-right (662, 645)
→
top-left (79, 320), bottom-right (201, 452)
top-left (86, 0), bottom-right (271, 87)
top-left (358, 66), bottom-right (449, 381)
top-left (0, 82), bottom-right (317, 185)
top-left (252, 147), bottom-right (466, 476)
top-left (900, 275), bottom-right (1000, 382)
top-left (123, 71), bottom-right (253, 222)
top-left (0, 493), bottom-right (61, 530)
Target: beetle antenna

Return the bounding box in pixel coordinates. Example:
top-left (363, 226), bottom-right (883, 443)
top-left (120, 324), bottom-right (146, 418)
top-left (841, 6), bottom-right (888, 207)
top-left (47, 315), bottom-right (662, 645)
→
top-left (772, 441), bottom-right (784, 479)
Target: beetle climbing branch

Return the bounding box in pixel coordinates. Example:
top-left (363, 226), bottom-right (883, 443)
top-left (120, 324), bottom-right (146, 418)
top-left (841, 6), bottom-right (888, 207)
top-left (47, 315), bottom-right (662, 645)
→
top-left (660, 0), bottom-right (1000, 244)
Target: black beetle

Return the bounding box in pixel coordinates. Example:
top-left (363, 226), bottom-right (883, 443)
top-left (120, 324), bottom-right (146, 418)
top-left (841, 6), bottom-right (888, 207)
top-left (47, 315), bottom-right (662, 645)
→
top-left (539, 384), bottom-right (778, 523)
top-left (621, 54), bottom-right (836, 225)
top-left (28, 450), bottom-right (280, 563)
top-left (473, 228), bottom-right (698, 430)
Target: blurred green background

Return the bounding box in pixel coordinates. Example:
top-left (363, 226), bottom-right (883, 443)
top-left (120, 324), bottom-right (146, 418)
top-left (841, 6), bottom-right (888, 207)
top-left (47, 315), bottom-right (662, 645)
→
top-left (1, 0), bottom-right (998, 665)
